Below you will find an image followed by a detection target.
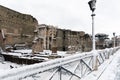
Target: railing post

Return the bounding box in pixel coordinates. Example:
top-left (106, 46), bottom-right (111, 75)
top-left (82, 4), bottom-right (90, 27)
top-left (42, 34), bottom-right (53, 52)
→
top-left (106, 49), bottom-right (109, 59)
top-left (92, 50), bottom-right (98, 70)
top-left (107, 50), bottom-right (110, 59)
top-left (112, 48), bottom-right (115, 55)
top-left (58, 66), bottom-right (62, 80)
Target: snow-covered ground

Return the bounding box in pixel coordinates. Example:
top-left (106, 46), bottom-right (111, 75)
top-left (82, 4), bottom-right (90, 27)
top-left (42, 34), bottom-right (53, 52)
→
top-left (1, 49), bottom-right (120, 80)
top-left (0, 50), bottom-right (28, 73)
top-left (0, 50), bottom-right (71, 74)
top-left (0, 61), bottom-right (24, 72)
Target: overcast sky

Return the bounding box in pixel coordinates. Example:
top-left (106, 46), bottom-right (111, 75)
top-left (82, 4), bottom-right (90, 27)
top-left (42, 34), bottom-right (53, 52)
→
top-left (0, 0), bottom-right (120, 38)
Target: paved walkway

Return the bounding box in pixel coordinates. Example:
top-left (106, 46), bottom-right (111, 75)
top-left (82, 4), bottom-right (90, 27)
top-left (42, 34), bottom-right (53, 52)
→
top-left (81, 49), bottom-right (120, 80)
top-left (114, 55), bottom-right (120, 80)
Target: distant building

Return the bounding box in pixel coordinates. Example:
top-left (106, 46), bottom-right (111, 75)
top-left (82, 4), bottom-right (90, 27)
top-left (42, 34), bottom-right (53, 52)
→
top-left (95, 33), bottom-right (112, 49)
top-left (111, 36), bottom-right (120, 47)
top-left (32, 24), bottom-right (92, 53)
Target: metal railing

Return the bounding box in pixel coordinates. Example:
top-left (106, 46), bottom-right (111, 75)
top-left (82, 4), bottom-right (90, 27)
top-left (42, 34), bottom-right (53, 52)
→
top-left (0, 47), bottom-right (119, 80)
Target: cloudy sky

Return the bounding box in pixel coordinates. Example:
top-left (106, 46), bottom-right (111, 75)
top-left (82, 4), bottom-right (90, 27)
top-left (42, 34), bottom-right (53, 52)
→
top-left (0, 0), bottom-right (120, 38)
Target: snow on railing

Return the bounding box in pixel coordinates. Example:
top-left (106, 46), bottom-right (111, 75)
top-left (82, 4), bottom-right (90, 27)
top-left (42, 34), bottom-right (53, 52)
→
top-left (0, 47), bottom-right (119, 80)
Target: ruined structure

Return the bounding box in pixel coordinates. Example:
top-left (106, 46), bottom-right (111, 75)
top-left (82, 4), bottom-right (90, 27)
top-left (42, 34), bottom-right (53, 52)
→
top-left (95, 33), bottom-right (110, 49)
top-left (0, 5), bottom-right (38, 50)
top-left (33, 24), bottom-right (92, 53)
top-left (0, 5), bottom-right (92, 53)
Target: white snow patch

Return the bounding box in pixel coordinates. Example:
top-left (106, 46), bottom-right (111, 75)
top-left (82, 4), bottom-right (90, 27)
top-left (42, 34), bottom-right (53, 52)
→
top-left (0, 61), bottom-right (23, 73)
top-left (43, 50), bottom-right (52, 55)
top-left (13, 49), bottom-right (32, 54)
top-left (57, 51), bottom-right (67, 56)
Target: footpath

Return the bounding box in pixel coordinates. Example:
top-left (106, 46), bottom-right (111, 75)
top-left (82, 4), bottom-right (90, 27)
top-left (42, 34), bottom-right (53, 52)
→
top-left (81, 49), bottom-right (120, 80)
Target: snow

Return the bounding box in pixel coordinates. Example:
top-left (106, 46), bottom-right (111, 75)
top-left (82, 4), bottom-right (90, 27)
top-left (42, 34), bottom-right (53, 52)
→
top-left (39, 50), bottom-right (70, 57)
top-left (2, 49), bottom-right (32, 57)
top-left (0, 61), bottom-right (23, 73)
top-left (31, 56), bottom-right (49, 61)
top-left (0, 51), bottom-right (93, 80)
top-left (0, 48), bottom-right (120, 80)
top-left (43, 50), bottom-right (52, 55)
top-left (12, 49), bottom-right (32, 54)
top-left (2, 52), bottom-right (22, 57)
top-left (57, 51), bottom-right (68, 57)
top-left (1, 50), bottom-right (49, 62)
top-left (81, 49), bottom-right (120, 80)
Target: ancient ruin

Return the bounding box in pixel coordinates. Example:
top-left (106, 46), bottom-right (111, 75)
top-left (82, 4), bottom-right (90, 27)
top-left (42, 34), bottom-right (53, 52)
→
top-left (0, 5), bottom-right (38, 50)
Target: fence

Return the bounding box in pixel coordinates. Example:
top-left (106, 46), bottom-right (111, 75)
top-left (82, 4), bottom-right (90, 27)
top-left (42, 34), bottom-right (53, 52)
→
top-left (0, 47), bottom-right (119, 80)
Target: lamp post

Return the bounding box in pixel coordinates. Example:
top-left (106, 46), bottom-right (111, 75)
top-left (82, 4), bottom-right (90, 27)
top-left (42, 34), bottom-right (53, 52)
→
top-left (88, 0), bottom-right (97, 70)
top-left (113, 32), bottom-right (115, 47)
top-left (88, 0), bottom-right (96, 51)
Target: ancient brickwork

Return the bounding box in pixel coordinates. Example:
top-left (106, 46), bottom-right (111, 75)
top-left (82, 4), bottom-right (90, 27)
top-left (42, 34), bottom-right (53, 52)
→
top-left (0, 5), bottom-right (38, 49)
top-left (33, 24), bottom-right (92, 53)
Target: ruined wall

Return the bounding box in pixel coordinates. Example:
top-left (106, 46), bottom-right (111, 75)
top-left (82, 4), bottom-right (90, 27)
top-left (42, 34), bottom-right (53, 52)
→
top-left (56, 29), bottom-right (64, 51)
top-left (0, 30), bottom-right (5, 49)
top-left (0, 5), bottom-right (38, 49)
top-left (33, 24), bottom-right (92, 53)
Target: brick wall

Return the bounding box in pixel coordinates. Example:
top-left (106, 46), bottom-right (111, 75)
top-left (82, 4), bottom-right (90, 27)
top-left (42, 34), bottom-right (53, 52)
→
top-left (0, 5), bottom-right (38, 49)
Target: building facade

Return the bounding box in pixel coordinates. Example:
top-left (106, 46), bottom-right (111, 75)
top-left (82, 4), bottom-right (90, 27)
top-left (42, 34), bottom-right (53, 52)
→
top-left (33, 24), bottom-right (92, 53)
top-left (95, 33), bottom-right (112, 49)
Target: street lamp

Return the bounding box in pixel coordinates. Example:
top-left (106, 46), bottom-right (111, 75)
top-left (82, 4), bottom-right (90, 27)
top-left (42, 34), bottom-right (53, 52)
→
top-left (113, 32), bottom-right (115, 47)
top-left (88, 0), bottom-right (97, 70)
top-left (88, 0), bottom-right (96, 51)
